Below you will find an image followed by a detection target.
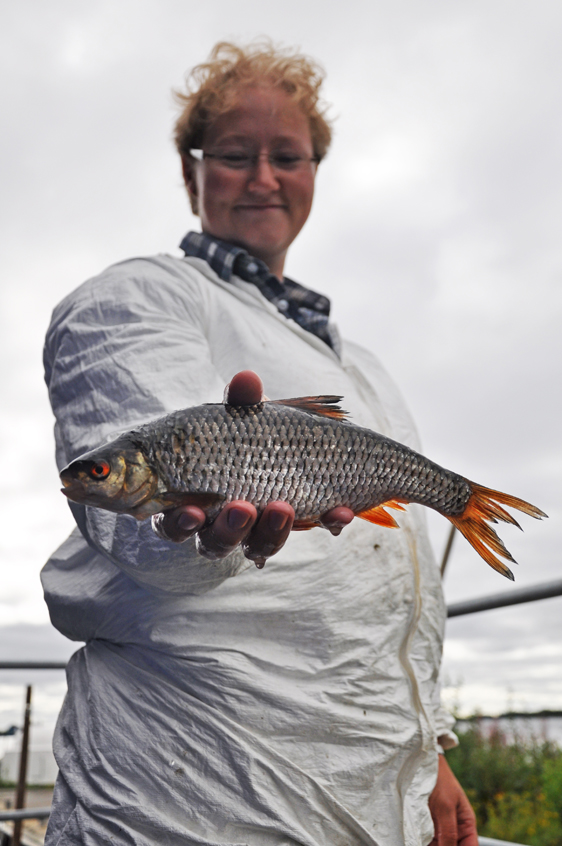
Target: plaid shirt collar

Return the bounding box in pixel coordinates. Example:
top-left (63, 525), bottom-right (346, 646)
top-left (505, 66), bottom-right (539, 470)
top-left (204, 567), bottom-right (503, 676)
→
top-left (179, 231), bottom-right (341, 356)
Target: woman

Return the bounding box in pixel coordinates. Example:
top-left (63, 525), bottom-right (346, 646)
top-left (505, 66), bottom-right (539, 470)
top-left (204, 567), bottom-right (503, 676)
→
top-left (43, 42), bottom-right (476, 845)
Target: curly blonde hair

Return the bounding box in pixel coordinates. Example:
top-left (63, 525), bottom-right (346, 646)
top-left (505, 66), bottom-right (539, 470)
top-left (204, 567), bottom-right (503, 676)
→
top-left (173, 40), bottom-right (333, 163)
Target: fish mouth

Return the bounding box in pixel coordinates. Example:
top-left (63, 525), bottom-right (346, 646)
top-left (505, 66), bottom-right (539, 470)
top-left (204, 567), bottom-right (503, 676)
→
top-left (60, 470), bottom-right (82, 498)
top-left (59, 477), bottom-right (96, 506)
top-left (59, 465), bottom-right (94, 501)
top-left (60, 486), bottom-right (89, 506)
top-left (60, 469), bottom-right (78, 492)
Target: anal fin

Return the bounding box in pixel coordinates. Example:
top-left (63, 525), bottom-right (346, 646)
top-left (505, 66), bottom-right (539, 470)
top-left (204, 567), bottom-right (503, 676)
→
top-left (356, 501), bottom-right (405, 528)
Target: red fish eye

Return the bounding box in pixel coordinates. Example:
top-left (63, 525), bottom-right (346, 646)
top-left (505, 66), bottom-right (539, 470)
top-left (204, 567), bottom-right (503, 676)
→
top-left (89, 461), bottom-right (111, 480)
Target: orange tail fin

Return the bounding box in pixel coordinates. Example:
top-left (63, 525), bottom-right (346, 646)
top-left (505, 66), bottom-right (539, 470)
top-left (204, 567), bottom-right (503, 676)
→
top-left (448, 484), bottom-right (547, 580)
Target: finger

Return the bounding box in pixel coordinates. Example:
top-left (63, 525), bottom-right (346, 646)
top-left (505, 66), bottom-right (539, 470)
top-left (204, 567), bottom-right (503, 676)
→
top-left (196, 501), bottom-right (258, 560)
top-left (152, 506), bottom-right (206, 543)
top-left (320, 506), bottom-right (355, 536)
top-left (429, 794), bottom-right (458, 846)
top-left (432, 796), bottom-right (459, 846)
top-left (430, 802), bottom-right (458, 846)
top-left (225, 370), bottom-right (264, 406)
top-left (457, 795), bottom-right (479, 846)
top-left (242, 502), bottom-right (295, 568)
top-left (439, 818), bottom-right (458, 846)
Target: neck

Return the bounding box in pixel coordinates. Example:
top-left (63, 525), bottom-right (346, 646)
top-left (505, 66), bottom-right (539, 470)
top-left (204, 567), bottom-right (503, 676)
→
top-left (259, 253), bottom-right (285, 280)
top-left (202, 229), bottom-right (287, 279)
top-left (233, 241), bottom-right (286, 279)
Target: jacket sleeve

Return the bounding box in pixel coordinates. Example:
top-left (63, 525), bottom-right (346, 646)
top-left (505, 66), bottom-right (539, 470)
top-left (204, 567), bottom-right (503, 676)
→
top-left (44, 256), bottom-right (248, 595)
top-left (432, 681), bottom-right (459, 751)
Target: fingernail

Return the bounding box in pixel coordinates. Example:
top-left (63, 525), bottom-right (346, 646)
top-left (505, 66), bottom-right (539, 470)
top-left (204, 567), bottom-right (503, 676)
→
top-left (268, 511), bottom-right (289, 532)
top-left (254, 558), bottom-right (267, 569)
top-left (227, 508), bottom-right (251, 531)
top-left (178, 513), bottom-right (201, 532)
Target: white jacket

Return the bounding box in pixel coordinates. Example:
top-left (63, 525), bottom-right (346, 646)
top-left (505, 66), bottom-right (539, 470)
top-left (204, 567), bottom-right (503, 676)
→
top-left (42, 254), bottom-right (456, 846)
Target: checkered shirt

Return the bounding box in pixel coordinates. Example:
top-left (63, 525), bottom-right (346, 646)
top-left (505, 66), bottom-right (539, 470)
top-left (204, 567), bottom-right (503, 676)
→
top-left (180, 231), bottom-right (341, 356)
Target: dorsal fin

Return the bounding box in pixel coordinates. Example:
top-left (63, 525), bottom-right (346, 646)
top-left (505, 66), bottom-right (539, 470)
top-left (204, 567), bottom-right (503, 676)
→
top-left (272, 395), bottom-right (348, 420)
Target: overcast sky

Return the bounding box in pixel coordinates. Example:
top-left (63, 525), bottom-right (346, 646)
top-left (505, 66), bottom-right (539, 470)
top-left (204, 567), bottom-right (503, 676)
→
top-left (1, 0), bottom-right (561, 735)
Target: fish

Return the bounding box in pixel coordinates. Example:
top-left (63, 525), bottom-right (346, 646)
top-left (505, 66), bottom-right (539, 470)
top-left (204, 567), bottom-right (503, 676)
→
top-left (59, 394), bottom-right (546, 580)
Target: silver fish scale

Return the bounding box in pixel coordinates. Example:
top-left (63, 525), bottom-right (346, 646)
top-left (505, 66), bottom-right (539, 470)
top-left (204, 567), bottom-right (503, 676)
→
top-left (134, 402), bottom-right (473, 519)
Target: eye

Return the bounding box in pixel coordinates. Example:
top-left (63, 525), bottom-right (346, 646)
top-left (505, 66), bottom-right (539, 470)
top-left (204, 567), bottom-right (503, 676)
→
top-left (88, 461), bottom-right (111, 480)
top-left (218, 152), bottom-right (252, 168)
top-left (271, 153), bottom-right (303, 169)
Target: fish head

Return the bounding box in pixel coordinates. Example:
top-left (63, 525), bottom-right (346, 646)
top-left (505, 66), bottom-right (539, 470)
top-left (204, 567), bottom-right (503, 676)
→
top-left (59, 438), bottom-right (159, 517)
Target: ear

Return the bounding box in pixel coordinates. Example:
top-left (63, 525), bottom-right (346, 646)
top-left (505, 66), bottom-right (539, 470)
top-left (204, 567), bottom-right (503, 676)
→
top-left (181, 155), bottom-right (199, 215)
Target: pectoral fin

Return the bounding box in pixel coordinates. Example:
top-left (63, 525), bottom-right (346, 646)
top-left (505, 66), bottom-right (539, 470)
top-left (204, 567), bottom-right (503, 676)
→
top-left (293, 518), bottom-right (322, 531)
top-left (161, 492), bottom-right (226, 510)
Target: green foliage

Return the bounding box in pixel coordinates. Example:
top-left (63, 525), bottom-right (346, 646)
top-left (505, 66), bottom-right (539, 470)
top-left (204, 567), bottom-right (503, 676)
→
top-left (447, 722), bottom-right (562, 846)
top-left (486, 792), bottom-right (561, 845)
top-left (543, 755), bottom-right (562, 821)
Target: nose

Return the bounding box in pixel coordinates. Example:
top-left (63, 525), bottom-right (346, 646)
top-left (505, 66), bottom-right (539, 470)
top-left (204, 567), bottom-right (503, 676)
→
top-left (247, 155), bottom-right (280, 191)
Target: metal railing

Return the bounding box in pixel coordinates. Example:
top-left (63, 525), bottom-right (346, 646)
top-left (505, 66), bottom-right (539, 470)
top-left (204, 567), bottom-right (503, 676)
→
top-left (0, 809), bottom-right (51, 822)
top-left (447, 577), bottom-right (562, 618)
top-left (0, 663), bottom-right (67, 671)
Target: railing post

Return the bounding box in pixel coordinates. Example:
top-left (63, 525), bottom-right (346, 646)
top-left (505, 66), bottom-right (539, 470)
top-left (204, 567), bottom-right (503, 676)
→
top-left (12, 685), bottom-right (32, 846)
top-left (440, 524), bottom-right (456, 577)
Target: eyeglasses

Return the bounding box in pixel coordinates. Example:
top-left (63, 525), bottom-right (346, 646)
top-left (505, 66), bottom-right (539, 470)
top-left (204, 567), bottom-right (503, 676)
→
top-left (190, 149), bottom-right (319, 172)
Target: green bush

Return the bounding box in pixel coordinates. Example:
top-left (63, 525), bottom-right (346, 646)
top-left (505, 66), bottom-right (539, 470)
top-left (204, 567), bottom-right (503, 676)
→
top-left (446, 722), bottom-right (562, 846)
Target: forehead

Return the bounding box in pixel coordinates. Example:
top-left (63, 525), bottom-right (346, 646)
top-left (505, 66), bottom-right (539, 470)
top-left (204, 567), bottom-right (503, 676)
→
top-left (203, 86), bottom-right (313, 148)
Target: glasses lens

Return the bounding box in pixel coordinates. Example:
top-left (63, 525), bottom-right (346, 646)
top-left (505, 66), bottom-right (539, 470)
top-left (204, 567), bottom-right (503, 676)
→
top-left (216, 153), bottom-right (253, 169)
top-left (270, 154), bottom-right (305, 170)
top-left (201, 150), bottom-right (317, 171)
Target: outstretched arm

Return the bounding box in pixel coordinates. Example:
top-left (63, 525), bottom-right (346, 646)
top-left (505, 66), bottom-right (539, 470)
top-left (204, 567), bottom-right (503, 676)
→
top-left (153, 370), bottom-right (355, 567)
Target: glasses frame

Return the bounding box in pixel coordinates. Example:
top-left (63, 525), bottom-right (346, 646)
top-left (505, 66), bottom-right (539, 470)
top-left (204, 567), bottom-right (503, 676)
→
top-left (189, 149), bottom-right (320, 172)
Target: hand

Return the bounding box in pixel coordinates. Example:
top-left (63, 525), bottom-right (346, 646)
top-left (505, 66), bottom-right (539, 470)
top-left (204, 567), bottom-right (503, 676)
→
top-left (152, 370), bottom-right (354, 566)
top-left (428, 754), bottom-right (478, 846)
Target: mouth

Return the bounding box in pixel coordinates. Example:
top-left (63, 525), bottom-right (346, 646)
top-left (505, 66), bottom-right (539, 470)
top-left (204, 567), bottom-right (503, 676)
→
top-left (235, 204), bottom-right (287, 211)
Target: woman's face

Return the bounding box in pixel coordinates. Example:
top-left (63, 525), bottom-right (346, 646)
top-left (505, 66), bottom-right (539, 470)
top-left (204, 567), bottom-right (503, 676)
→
top-left (184, 86), bottom-right (317, 279)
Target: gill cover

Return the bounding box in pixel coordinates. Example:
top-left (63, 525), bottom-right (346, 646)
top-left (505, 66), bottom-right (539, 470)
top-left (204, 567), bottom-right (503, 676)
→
top-left (60, 437), bottom-right (159, 517)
